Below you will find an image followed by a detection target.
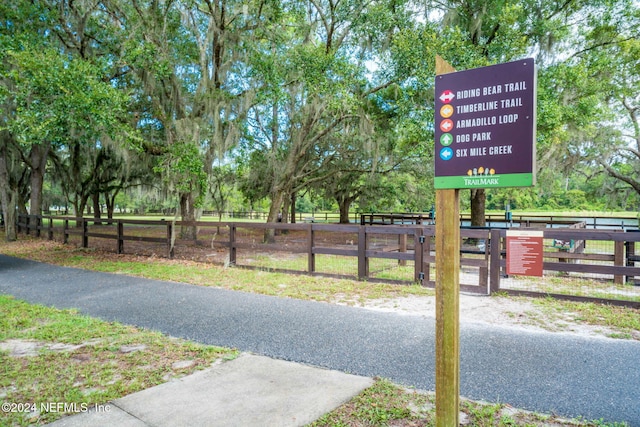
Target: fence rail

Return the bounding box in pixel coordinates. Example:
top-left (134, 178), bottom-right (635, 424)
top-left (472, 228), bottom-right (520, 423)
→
top-left (14, 214), bottom-right (640, 308)
top-left (44, 210), bottom-right (635, 228)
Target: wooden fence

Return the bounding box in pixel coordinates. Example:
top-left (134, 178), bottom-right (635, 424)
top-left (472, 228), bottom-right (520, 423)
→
top-left (14, 214), bottom-right (640, 307)
top-left (56, 210), bottom-right (634, 229)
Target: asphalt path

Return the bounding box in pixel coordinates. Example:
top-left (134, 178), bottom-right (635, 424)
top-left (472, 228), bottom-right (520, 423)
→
top-left (1, 255), bottom-right (638, 425)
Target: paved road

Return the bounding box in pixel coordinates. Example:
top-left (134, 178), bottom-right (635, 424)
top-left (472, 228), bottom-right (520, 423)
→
top-left (1, 255), bottom-right (638, 425)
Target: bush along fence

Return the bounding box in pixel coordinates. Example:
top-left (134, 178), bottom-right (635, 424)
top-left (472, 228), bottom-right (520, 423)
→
top-left (15, 214), bottom-right (640, 308)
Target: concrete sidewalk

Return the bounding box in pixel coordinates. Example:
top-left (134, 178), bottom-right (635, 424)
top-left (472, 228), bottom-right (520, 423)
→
top-left (47, 353), bottom-right (373, 427)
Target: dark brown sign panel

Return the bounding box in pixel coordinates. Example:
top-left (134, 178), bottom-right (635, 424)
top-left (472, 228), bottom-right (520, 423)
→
top-left (434, 59), bottom-right (537, 189)
top-left (506, 230), bottom-right (544, 277)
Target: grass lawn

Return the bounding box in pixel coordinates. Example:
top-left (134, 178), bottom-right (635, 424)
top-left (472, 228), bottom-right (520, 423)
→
top-left (0, 295), bottom-right (237, 426)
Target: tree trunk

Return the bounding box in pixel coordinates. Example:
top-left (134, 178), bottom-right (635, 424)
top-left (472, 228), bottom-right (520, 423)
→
top-left (338, 198), bottom-right (351, 224)
top-left (1, 191), bottom-right (17, 241)
top-left (281, 193), bottom-right (291, 224)
top-left (105, 190), bottom-right (118, 219)
top-left (74, 195), bottom-right (89, 227)
top-left (17, 193), bottom-right (28, 217)
top-left (290, 192), bottom-right (296, 224)
top-left (0, 160), bottom-right (18, 242)
top-left (264, 190), bottom-right (284, 243)
top-left (470, 189), bottom-right (486, 227)
top-left (29, 142), bottom-right (50, 216)
top-left (179, 192), bottom-right (197, 240)
top-left (0, 138), bottom-right (17, 241)
top-left (92, 193), bottom-right (102, 224)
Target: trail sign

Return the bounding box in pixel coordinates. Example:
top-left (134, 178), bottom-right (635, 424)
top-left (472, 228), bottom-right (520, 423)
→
top-left (434, 59), bottom-right (537, 189)
top-left (434, 55), bottom-right (460, 427)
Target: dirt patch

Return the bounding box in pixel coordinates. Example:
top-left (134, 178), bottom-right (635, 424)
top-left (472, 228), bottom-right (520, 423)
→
top-left (0, 339), bottom-right (101, 357)
top-left (352, 294), bottom-right (624, 339)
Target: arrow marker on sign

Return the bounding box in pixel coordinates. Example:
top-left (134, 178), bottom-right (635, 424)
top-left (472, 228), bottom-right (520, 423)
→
top-left (440, 147), bottom-right (453, 161)
top-left (439, 90), bottom-right (455, 103)
top-left (440, 104), bottom-right (454, 118)
top-left (440, 119), bottom-right (454, 132)
top-left (440, 133), bottom-right (453, 146)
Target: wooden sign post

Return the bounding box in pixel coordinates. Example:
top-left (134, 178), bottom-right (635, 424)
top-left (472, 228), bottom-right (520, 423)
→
top-left (434, 55), bottom-right (460, 427)
top-left (433, 55), bottom-right (536, 426)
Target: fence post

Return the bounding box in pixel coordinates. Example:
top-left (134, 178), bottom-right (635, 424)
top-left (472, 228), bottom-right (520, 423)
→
top-left (424, 229), bottom-right (432, 286)
top-left (358, 226), bottom-right (368, 280)
top-left (63, 219), bottom-right (69, 244)
top-left (229, 223), bottom-right (236, 265)
top-left (48, 217), bottom-right (54, 241)
top-left (399, 232), bottom-right (407, 266)
top-left (489, 229), bottom-right (502, 294)
top-left (81, 218), bottom-right (88, 248)
top-left (117, 220), bottom-right (124, 254)
top-left (307, 223), bottom-right (315, 273)
top-left (478, 230), bottom-right (489, 294)
top-left (35, 215), bottom-right (41, 238)
top-left (25, 215), bottom-right (30, 235)
top-left (614, 240), bottom-right (624, 284)
top-left (414, 228), bottom-right (424, 285)
top-left (625, 241), bottom-right (633, 283)
top-left (166, 221), bottom-right (174, 258)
